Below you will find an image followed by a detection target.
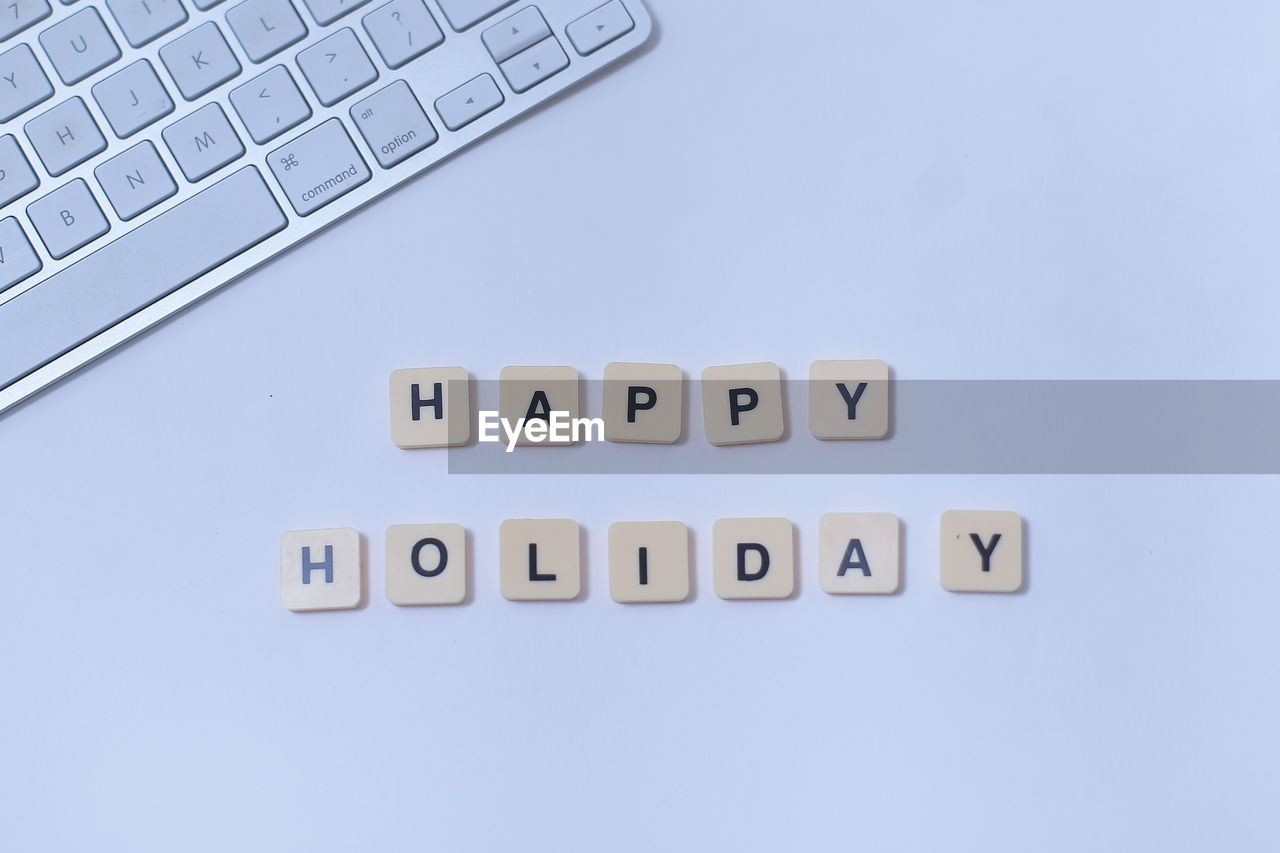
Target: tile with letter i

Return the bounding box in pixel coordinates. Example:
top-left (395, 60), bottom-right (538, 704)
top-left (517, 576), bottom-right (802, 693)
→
top-left (608, 521), bottom-right (690, 603)
top-left (712, 517), bottom-right (795, 600)
top-left (940, 510), bottom-right (1023, 593)
top-left (280, 528), bottom-right (363, 611)
top-left (385, 523), bottom-right (467, 605)
top-left (701, 362), bottom-right (785, 446)
top-left (389, 367), bottom-right (471, 448)
top-left (808, 359), bottom-right (890, 440)
top-left (818, 513), bottom-right (900, 594)
top-left (499, 519), bottom-right (581, 601)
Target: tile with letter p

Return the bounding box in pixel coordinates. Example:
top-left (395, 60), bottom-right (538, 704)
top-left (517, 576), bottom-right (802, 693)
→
top-left (280, 527), bottom-right (363, 611)
top-left (712, 517), bottom-right (794, 599)
top-left (385, 523), bottom-right (467, 605)
top-left (701, 362), bottom-right (785, 446)
top-left (389, 367), bottom-right (471, 448)
top-left (499, 518), bottom-right (581, 600)
top-left (602, 362), bottom-right (683, 444)
top-left (940, 510), bottom-right (1023, 593)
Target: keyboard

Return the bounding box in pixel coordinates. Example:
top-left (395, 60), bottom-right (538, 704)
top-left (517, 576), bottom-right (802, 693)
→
top-left (0, 0), bottom-right (652, 415)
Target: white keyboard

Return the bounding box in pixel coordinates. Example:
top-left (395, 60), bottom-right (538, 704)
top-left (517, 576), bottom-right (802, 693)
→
top-left (0, 0), bottom-right (652, 414)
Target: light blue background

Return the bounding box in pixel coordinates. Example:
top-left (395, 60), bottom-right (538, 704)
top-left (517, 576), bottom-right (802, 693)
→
top-left (3, 1), bottom-right (1279, 849)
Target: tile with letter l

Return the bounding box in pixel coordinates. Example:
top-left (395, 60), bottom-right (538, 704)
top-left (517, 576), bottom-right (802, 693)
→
top-left (609, 521), bottom-right (689, 603)
top-left (389, 366), bottom-right (470, 448)
top-left (280, 527), bottom-right (362, 611)
top-left (499, 518), bottom-right (580, 601)
top-left (701, 362), bottom-right (784, 446)
top-left (385, 523), bottom-right (466, 605)
top-left (940, 510), bottom-right (1023, 593)
top-left (497, 365), bottom-right (581, 447)
top-left (809, 359), bottom-right (890, 440)
top-left (712, 517), bottom-right (794, 600)
top-left (818, 512), bottom-right (900, 595)
top-left (602, 361), bottom-right (682, 444)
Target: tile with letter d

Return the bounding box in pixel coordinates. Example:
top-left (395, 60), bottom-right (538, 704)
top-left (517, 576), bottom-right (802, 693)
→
top-left (701, 362), bottom-right (784, 446)
top-left (712, 517), bottom-right (794, 600)
top-left (608, 521), bottom-right (689, 603)
top-left (818, 512), bottom-right (900, 594)
top-left (498, 366), bottom-right (581, 447)
top-left (389, 367), bottom-right (470, 448)
top-left (499, 519), bottom-right (581, 600)
top-left (385, 523), bottom-right (466, 605)
top-left (940, 510), bottom-right (1023, 593)
top-left (280, 527), bottom-right (362, 611)
top-left (809, 359), bottom-right (890, 440)
top-left (603, 362), bottom-right (683, 444)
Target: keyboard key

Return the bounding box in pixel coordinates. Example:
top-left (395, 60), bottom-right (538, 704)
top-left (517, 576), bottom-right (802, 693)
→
top-left (0, 134), bottom-right (40, 207)
top-left (0, 167), bottom-right (286, 389)
top-left (498, 35), bottom-right (566, 93)
top-left (700, 362), bottom-right (784, 446)
top-left (226, 0), bottom-right (307, 63)
top-left (27, 178), bottom-right (109, 259)
top-left (93, 140), bottom-right (177, 220)
top-left (0, 44), bottom-right (54, 122)
top-left (107, 0), bottom-right (187, 48)
top-left (361, 0), bottom-right (441, 69)
top-left (712, 517), bottom-right (795, 600)
top-left (481, 5), bottom-right (547, 63)
top-left (91, 59), bottom-right (175, 138)
top-left (229, 64), bottom-right (310, 144)
top-left (817, 513), bottom-right (901, 595)
top-left (190, 0), bottom-right (224, 9)
top-left (808, 359), bottom-right (891, 440)
top-left (602, 361), bottom-right (682, 443)
top-left (350, 80), bottom-right (436, 168)
top-left (297, 27), bottom-right (376, 106)
top-left (297, 0), bottom-right (368, 27)
top-left (267, 118), bottom-right (370, 215)
top-left (280, 528), bottom-right (363, 611)
top-left (385, 523), bottom-right (467, 606)
top-left (565, 0), bottom-right (632, 56)
top-left (24, 97), bottom-right (107, 177)
top-left (162, 102), bottom-right (244, 181)
top-left (0, 0), bottom-right (51, 42)
top-left (38, 8), bottom-right (121, 85)
top-left (433, 73), bottom-right (501, 131)
top-left (159, 21), bottom-right (241, 100)
top-left (499, 518), bottom-right (580, 601)
top-left (388, 366), bottom-right (470, 448)
top-left (0, 217), bottom-right (42, 294)
top-left (435, 0), bottom-right (511, 31)
top-left (940, 510), bottom-right (1024, 593)
top-left (608, 521), bottom-right (690, 603)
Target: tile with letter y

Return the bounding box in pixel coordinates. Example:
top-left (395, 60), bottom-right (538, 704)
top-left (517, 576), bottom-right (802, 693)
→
top-left (809, 359), bottom-right (890, 440)
top-left (389, 367), bottom-right (471, 448)
top-left (280, 527), bottom-right (362, 611)
top-left (499, 519), bottom-right (581, 601)
top-left (818, 512), bottom-right (900, 594)
top-left (940, 510), bottom-right (1023, 593)
top-left (701, 362), bottom-right (784, 446)
top-left (609, 521), bottom-right (689, 603)
top-left (385, 523), bottom-right (466, 605)
top-left (712, 517), bottom-right (794, 600)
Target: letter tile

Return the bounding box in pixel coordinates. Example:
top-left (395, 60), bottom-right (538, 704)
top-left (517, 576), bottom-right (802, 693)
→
top-left (499, 518), bottom-right (581, 600)
top-left (940, 510), bottom-right (1023, 593)
top-left (389, 367), bottom-right (471, 448)
top-left (498, 365), bottom-right (580, 446)
top-left (280, 527), bottom-right (362, 611)
top-left (817, 512), bottom-right (900, 594)
top-left (385, 523), bottom-right (467, 605)
top-left (808, 359), bottom-right (890, 440)
top-left (608, 521), bottom-right (690, 602)
top-left (602, 362), bottom-right (683, 444)
top-left (712, 517), bottom-right (794, 599)
top-left (701, 362), bottom-right (784, 446)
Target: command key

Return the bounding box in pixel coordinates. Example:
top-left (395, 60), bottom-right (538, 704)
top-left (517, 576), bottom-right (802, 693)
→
top-left (268, 119), bottom-right (372, 216)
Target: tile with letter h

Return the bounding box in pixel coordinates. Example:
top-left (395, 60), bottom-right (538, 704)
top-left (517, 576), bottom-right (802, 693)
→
top-left (389, 367), bottom-right (471, 448)
top-left (280, 528), bottom-right (363, 611)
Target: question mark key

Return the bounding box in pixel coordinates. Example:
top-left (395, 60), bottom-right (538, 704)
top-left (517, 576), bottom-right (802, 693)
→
top-left (364, 0), bottom-right (444, 68)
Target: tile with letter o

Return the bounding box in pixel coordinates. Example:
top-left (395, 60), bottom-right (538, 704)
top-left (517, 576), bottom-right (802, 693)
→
top-left (499, 518), bottom-right (581, 600)
top-left (389, 367), bottom-right (471, 448)
top-left (280, 527), bottom-right (362, 611)
top-left (940, 510), bottom-right (1023, 593)
top-left (602, 362), bottom-right (683, 444)
top-left (608, 521), bottom-right (689, 603)
top-left (818, 512), bottom-right (900, 594)
top-left (712, 517), bottom-right (794, 599)
top-left (809, 359), bottom-right (890, 440)
top-left (497, 365), bottom-right (581, 446)
top-left (385, 523), bottom-right (467, 605)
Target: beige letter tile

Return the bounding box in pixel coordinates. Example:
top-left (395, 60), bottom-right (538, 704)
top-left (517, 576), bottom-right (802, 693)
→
top-left (498, 366), bottom-right (581, 446)
top-left (389, 367), bottom-right (471, 448)
top-left (701, 362), bottom-right (785, 446)
top-left (608, 521), bottom-right (690, 603)
top-left (809, 359), bottom-right (890, 440)
top-left (280, 527), bottom-right (363, 611)
top-left (602, 362), bottom-right (683, 444)
top-left (712, 517), bottom-right (794, 599)
top-left (818, 512), bottom-right (900, 594)
top-left (499, 518), bottom-right (581, 600)
top-left (940, 510), bottom-right (1023, 593)
top-left (385, 523), bottom-right (467, 606)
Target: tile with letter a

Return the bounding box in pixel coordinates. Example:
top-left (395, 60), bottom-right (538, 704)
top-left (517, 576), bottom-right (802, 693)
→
top-left (499, 518), bottom-right (580, 601)
top-left (602, 362), bottom-right (682, 444)
top-left (940, 510), bottom-right (1023, 593)
top-left (388, 366), bottom-right (470, 448)
top-left (280, 527), bottom-right (363, 611)
top-left (498, 365), bottom-right (580, 446)
top-left (385, 523), bottom-right (466, 605)
top-left (609, 521), bottom-right (689, 603)
top-left (818, 512), bottom-right (900, 595)
top-left (701, 362), bottom-right (784, 446)
top-left (809, 359), bottom-right (890, 440)
top-left (712, 517), bottom-right (794, 600)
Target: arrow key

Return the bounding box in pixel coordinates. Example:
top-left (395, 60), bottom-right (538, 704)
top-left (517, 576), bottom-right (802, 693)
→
top-left (434, 73), bottom-right (502, 131)
top-left (230, 64), bottom-right (312, 144)
top-left (566, 0), bottom-right (633, 56)
top-left (498, 35), bottom-right (567, 93)
top-left (481, 6), bottom-right (549, 64)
